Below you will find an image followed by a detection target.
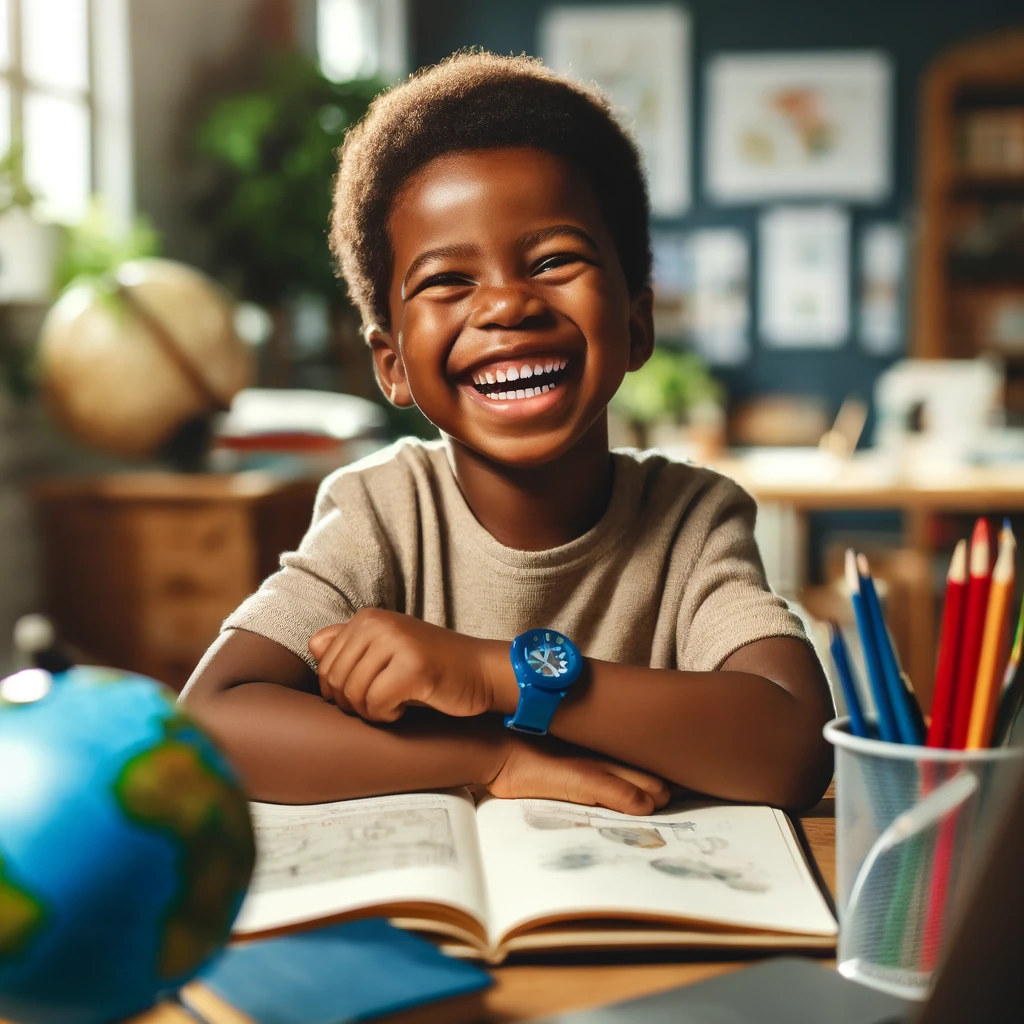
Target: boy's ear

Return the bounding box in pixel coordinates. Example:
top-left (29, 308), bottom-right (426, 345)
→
top-left (626, 289), bottom-right (655, 372)
top-left (367, 327), bottom-right (414, 407)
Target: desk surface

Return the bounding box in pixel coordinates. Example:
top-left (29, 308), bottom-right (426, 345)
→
top-left (713, 452), bottom-right (1024, 510)
top-left (130, 797), bottom-right (835, 1024)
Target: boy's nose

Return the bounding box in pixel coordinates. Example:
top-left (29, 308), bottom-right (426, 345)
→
top-left (471, 285), bottom-right (550, 331)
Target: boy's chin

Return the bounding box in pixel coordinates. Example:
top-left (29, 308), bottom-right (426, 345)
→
top-left (447, 423), bottom-right (603, 471)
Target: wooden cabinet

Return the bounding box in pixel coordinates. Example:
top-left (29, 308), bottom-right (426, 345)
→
top-left (32, 473), bottom-right (319, 690)
top-left (914, 32), bottom-right (1024, 420)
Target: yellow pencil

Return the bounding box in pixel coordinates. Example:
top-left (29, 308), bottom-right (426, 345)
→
top-left (966, 522), bottom-right (1016, 748)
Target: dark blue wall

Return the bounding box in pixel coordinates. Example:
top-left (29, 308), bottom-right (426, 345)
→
top-left (410, 0), bottom-right (1024, 422)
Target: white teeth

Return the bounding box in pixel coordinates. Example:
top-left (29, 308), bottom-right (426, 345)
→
top-left (534, 364), bottom-right (544, 376)
top-left (545, 361), bottom-right (554, 373)
top-left (520, 365), bottom-right (532, 379)
top-left (485, 372), bottom-right (495, 384)
top-left (498, 392), bottom-right (508, 400)
top-left (525, 387), bottom-right (536, 398)
top-left (559, 358), bottom-right (567, 370)
top-left (486, 392), bottom-right (498, 400)
top-left (516, 389), bottom-right (525, 399)
top-left (507, 366), bottom-right (519, 381)
top-left (496, 370), bottom-right (506, 383)
top-left (541, 384), bottom-right (550, 393)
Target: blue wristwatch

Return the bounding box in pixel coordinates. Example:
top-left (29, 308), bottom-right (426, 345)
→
top-left (504, 629), bottom-right (583, 735)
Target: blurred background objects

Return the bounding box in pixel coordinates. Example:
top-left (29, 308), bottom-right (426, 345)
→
top-left (2, 0), bottom-right (1023, 705)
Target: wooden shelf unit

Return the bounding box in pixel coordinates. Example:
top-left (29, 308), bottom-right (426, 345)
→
top-left (32, 473), bottom-right (319, 691)
top-left (914, 31), bottom-right (1024, 418)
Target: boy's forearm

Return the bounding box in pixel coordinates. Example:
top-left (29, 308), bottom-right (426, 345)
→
top-left (189, 683), bottom-right (506, 805)
top-left (489, 636), bottom-right (834, 809)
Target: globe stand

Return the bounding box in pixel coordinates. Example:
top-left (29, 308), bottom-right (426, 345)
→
top-left (164, 990), bottom-right (212, 1023)
top-left (156, 416), bottom-right (213, 473)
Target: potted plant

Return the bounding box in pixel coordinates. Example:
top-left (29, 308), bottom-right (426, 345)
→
top-left (610, 347), bottom-right (725, 459)
top-left (0, 144), bottom-right (60, 311)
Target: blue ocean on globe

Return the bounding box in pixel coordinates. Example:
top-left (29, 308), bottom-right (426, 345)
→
top-left (0, 666), bottom-right (255, 1024)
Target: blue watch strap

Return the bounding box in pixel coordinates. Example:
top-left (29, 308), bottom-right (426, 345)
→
top-left (504, 686), bottom-right (565, 734)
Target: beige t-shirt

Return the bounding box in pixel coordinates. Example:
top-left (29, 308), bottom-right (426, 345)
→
top-left (223, 438), bottom-right (806, 671)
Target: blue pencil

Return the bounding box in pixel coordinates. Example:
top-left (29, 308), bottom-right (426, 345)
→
top-left (846, 549), bottom-right (901, 743)
top-left (857, 554), bottom-right (925, 745)
top-left (828, 620), bottom-right (870, 738)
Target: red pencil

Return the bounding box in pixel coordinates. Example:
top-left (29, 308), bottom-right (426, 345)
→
top-left (949, 519), bottom-right (992, 749)
top-left (927, 539), bottom-right (968, 748)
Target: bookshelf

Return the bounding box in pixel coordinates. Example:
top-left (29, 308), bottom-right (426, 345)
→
top-left (914, 32), bottom-right (1024, 422)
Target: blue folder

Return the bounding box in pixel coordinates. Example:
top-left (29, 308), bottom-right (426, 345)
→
top-left (194, 919), bottom-right (492, 1023)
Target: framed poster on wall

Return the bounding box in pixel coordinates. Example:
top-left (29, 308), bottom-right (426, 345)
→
top-left (540, 5), bottom-right (691, 216)
top-left (759, 205), bottom-right (850, 348)
top-left (859, 222), bottom-right (905, 355)
top-left (650, 230), bottom-right (750, 366)
top-left (706, 52), bottom-right (891, 203)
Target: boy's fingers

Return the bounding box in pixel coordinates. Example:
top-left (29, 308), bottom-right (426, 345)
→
top-left (361, 661), bottom-right (407, 722)
top-left (345, 648), bottom-right (401, 721)
top-left (324, 632), bottom-right (378, 714)
top-left (606, 764), bottom-right (672, 808)
top-left (308, 622), bottom-right (346, 659)
top-left (315, 634), bottom-right (354, 711)
top-left (575, 767), bottom-right (656, 816)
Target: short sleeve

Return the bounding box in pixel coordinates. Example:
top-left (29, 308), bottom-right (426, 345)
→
top-left (675, 480), bottom-right (808, 673)
top-left (221, 470), bottom-right (396, 667)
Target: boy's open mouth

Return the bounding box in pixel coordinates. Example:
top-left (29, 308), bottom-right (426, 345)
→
top-left (468, 357), bottom-right (570, 401)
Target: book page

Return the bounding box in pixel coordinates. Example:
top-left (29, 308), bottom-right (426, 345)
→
top-left (474, 798), bottom-right (837, 947)
top-left (234, 790), bottom-right (488, 937)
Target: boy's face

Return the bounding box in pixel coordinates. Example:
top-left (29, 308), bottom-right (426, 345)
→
top-left (374, 147), bottom-right (653, 468)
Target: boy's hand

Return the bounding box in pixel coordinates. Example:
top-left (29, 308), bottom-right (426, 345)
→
top-left (309, 610), bottom-right (515, 721)
top-left (488, 737), bottom-right (672, 816)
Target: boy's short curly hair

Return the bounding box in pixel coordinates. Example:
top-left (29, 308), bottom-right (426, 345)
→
top-left (331, 49), bottom-right (652, 332)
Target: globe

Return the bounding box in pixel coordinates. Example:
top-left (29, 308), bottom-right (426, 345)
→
top-left (37, 258), bottom-right (253, 459)
top-left (0, 665), bottom-right (255, 1024)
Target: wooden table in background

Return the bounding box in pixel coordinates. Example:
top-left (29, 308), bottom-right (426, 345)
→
top-left (713, 453), bottom-right (1024, 711)
top-left (31, 473), bottom-right (319, 690)
top-left (128, 797), bottom-right (836, 1024)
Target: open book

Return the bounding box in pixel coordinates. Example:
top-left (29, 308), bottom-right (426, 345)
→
top-left (234, 790), bottom-right (837, 963)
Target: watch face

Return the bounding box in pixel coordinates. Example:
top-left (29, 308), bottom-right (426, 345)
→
top-left (524, 632), bottom-right (573, 680)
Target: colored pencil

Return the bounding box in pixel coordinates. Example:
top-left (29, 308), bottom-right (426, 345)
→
top-left (993, 597), bottom-right (1024, 745)
top-left (923, 522), bottom-right (1003, 969)
top-left (966, 523), bottom-right (1016, 749)
top-left (927, 540), bottom-right (968, 748)
top-left (828, 620), bottom-right (869, 738)
top-left (851, 558), bottom-right (925, 961)
top-left (846, 549), bottom-right (900, 742)
top-left (949, 519), bottom-right (992, 749)
top-left (857, 553), bottom-right (925, 745)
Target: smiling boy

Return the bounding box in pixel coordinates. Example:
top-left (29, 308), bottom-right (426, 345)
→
top-left (182, 52), bottom-right (834, 813)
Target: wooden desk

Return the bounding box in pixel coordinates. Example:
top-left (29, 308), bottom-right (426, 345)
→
top-left (131, 800), bottom-right (835, 1024)
top-left (712, 452), bottom-right (1024, 708)
top-left (712, 453), bottom-right (1024, 512)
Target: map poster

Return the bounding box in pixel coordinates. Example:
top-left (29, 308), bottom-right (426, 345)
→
top-left (706, 52), bottom-right (891, 202)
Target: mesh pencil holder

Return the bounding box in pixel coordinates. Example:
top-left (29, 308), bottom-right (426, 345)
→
top-left (824, 718), bottom-right (1024, 1001)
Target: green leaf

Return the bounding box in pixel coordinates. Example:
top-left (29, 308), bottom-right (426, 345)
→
top-left (611, 349), bottom-right (723, 425)
top-left (52, 198), bottom-right (161, 294)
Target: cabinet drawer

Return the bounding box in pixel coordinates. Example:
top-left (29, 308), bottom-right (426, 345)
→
top-left (132, 507), bottom-right (255, 597)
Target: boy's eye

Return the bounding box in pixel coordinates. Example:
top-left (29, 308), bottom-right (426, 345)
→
top-left (533, 253), bottom-right (586, 274)
top-left (415, 272), bottom-right (473, 293)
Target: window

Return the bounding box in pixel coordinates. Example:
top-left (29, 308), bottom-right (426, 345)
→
top-left (317, 0), bottom-right (407, 83)
top-left (1, 0), bottom-right (131, 225)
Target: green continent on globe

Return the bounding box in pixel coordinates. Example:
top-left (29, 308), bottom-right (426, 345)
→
top-left (113, 719), bottom-right (254, 980)
top-left (0, 854), bottom-right (47, 961)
